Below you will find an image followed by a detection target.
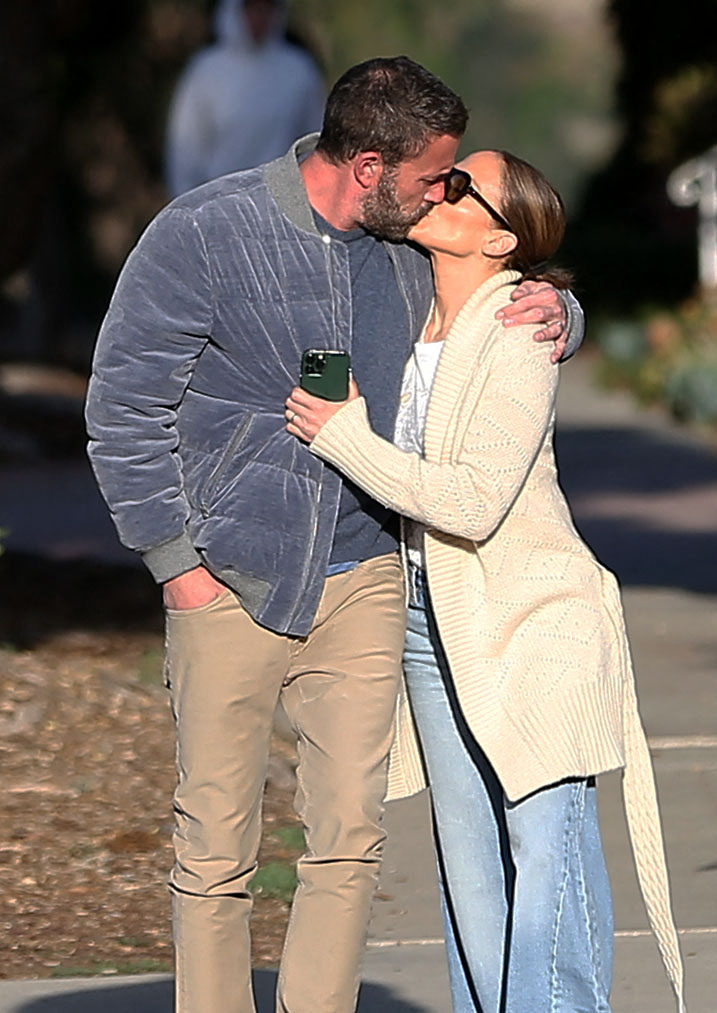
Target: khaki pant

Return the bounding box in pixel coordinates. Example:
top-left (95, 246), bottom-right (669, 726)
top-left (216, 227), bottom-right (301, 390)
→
top-left (164, 554), bottom-right (406, 1013)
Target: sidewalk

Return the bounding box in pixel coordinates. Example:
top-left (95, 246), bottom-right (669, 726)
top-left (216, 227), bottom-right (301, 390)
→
top-left (1, 352), bottom-right (715, 1011)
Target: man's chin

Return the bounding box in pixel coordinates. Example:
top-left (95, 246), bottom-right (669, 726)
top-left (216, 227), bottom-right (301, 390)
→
top-left (406, 205), bottom-right (434, 239)
top-left (360, 201), bottom-right (434, 242)
top-left (363, 221), bottom-right (412, 242)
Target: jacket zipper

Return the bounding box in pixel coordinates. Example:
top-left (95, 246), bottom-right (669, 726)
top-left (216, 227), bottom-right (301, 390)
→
top-left (200, 414), bottom-right (254, 517)
top-left (286, 233), bottom-right (343, 628)
top-left (388, 247), bottom-right (416, 339)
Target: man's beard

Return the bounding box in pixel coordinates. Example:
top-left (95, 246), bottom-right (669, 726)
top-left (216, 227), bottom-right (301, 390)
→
top-left (359, 171), bottom-right (433, 241)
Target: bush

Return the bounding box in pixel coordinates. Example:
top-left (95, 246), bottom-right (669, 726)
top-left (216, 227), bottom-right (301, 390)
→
top-left (666, 357), bottom-right (717, 423)
top-left (596, 296), bottom-right (717, 427)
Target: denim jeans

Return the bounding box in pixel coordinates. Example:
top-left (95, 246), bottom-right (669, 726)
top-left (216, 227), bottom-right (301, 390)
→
top-left (404, 569), bottom-right (614, 1013)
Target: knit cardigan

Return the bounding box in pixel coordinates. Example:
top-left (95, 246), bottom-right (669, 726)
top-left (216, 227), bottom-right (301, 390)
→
top-left (311, 270), bottom-right (686, 1011)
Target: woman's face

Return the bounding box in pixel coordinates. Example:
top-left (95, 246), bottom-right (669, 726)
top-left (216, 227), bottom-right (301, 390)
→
top-left (408, 150), bottom-right (507, 257)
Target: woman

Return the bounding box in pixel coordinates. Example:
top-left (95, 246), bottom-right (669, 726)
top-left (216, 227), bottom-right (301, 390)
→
top-left (285, 151), bottom-right (685, 1013)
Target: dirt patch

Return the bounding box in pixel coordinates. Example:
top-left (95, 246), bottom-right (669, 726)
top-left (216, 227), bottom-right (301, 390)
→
top-left (0, 553), bottom-right (302, 980)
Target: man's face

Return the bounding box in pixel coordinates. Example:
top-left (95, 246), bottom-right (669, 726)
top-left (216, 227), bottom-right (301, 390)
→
top-left (244, 0), bottom-right (280, 45)
top-left (359, 133), bottom-right (460, 241)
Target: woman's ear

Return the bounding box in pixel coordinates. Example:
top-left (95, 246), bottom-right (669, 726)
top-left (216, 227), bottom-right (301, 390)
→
top-left (353, 152), bottom-right (384, 190)
top-left (482, 229), bottom-right (518, 260)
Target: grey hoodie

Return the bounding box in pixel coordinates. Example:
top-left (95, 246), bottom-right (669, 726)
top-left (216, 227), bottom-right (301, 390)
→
top-left (164, 0), bottom-right (324, 196)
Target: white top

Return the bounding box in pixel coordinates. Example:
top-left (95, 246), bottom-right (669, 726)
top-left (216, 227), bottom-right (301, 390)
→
top-left (393, 339), bottom-right (445, 567)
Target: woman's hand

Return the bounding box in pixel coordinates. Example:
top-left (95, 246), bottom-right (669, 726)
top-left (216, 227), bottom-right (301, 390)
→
top-left (285, 379), bottom-right (360, 441)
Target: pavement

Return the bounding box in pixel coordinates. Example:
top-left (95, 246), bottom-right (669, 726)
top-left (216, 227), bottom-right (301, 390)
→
top-left (1, 351), bottom-right (716, 1011)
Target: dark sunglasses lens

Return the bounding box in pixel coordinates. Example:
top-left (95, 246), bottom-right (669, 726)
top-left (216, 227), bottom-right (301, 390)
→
top-left (444, 172), bottom-right (468, 204)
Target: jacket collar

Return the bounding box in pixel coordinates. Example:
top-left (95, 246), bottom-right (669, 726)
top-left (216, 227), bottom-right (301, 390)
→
top-left (263, 133), bottom-right (323, 236)
top-left (262, 134), bottom-right (432, 337)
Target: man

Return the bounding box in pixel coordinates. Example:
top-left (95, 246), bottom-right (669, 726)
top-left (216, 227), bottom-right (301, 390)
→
top-left (86, 57), bottom-right (582, 1013)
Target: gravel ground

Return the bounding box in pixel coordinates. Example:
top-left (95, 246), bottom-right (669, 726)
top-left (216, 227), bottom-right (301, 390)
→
top-left (0, 553), bottom-right (302, 980)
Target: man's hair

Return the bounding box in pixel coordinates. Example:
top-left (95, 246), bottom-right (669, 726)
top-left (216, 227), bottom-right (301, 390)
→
top-left (315, 56), bottom-right (468, 168)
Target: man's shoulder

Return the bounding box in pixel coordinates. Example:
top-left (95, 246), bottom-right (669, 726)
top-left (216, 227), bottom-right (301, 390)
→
top-left (152, 168), bottom-right (287, 245)
top-left (142, 160), bottom-right (315, 263)
top-left (165, 166), bottom-right (267, 217)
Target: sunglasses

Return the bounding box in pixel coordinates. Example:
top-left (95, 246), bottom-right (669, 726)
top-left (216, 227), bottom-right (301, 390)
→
top-left (442, 168), bottom-right (514, 233)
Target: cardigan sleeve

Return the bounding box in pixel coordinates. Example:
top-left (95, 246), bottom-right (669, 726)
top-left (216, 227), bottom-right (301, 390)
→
top-left (310, 328), bottom-right (559, 543)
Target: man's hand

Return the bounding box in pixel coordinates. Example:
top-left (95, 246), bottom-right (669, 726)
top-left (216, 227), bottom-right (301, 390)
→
top-left (495, 280), bottom-right (568, 363)
top-left (285, 379), bottom-right (360, 442)
top-left (163, 566), bottom-right (226, 610)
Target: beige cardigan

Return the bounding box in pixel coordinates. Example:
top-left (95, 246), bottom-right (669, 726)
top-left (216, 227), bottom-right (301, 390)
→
top-left (311, 270), bottom-right (685, 1011)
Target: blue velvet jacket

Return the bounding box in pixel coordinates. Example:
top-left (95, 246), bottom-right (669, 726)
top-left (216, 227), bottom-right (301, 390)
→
top-left (86, 135), bottom-right (434, 635)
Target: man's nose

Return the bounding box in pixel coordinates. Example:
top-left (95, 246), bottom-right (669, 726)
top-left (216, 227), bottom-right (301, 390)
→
top-left (425, 180), bottom-right (446, 204)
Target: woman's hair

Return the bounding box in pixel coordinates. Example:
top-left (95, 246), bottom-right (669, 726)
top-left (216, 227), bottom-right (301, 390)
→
top-left (316, 56), bottom-right (468, 169)
top-left (496, 151), bottom-right (573, 290)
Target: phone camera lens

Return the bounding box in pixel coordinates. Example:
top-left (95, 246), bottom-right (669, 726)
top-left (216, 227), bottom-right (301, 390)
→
top-left (306, 353), bottom-right (325, 375)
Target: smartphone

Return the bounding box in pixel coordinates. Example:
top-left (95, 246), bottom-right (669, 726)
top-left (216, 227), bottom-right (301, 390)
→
top-left (300, 349), bottom-right (351, 402)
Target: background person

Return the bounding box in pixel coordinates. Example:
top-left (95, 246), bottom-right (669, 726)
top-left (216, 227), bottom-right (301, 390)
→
top-left (286, 150), bottom-right (686, 1013)
top-left (164, 0), bottom-right (324, 197)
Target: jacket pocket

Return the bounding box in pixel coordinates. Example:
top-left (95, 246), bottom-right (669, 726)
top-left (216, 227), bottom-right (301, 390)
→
top-left (200, 413), bottom-right (255, 517)
top-left (164, 587), bottom-right (234, 618)
top-left (199, 460), bottom-right (319, 580)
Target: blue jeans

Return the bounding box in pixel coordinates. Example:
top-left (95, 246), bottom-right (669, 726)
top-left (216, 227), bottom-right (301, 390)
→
top-left (404, 570), bottom-right (614, 1013)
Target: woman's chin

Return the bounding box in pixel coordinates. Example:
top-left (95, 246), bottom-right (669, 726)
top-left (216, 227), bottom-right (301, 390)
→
top-left (408, 217), bottom-right (432, 243)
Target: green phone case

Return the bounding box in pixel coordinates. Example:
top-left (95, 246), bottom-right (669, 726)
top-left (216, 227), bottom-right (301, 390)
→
top-left (300, 349), bottom-right (351, 402)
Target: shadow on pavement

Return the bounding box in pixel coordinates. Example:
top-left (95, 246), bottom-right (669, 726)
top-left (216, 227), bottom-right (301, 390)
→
top-left (16, 978), bottom-right (172, 1013)
top-left (15, 970), bottom-right (429, 1013)
top-left (557, 425), bottom-right (716, 497)
top-left (556, 425), bottom-right (717, 593)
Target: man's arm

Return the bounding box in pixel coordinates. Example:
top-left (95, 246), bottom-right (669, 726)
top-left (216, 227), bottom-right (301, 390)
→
top-left (496, 280), bottom-right (584, 363)
top-left (85, 206), bottom-right (212, 584)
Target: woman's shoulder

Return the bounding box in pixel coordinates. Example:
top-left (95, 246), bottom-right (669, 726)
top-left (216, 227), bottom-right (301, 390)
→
top-left (450, 272), bottom-right (551, 359)
top-left (450, 271), bottom-right (521, 339)
top-left (447, 280), bottom-right (559, 410)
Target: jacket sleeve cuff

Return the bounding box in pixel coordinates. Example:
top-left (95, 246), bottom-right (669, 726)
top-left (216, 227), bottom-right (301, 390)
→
top-left (140, 531), bottom-right (202, 583)
top-left (560, 289), bottom-right (585, 361)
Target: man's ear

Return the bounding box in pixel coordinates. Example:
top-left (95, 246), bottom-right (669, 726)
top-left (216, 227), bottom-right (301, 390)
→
top-left (483, 230), bottom-right (518, 260)
top-left (353, 152), bottom-right (384, 190)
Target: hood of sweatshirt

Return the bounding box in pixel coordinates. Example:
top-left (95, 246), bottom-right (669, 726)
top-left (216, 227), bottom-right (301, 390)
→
top-left (212, 0), bottom-right (289, 50)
